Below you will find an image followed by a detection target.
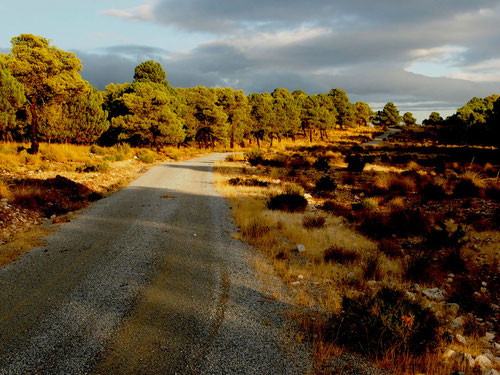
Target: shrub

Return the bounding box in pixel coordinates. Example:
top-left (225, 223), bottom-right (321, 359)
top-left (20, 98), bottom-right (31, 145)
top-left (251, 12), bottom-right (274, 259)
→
top-left (89, 145), bottom-right (107, 156)
top-left (267, 193), bottom-right (307, 212)
top-left (302, 215), bottom-right (326, 229)
top-left (321, 200), bottom-right (352, 218)
top-left (326, 287), bottom-right (440, 356)
top-left (373, 173), bottom-right (415, 195)
top-left (315, 176), bottom-right (337, 192)
top-left (313, 157), bottom-right (330, 171)
top-left (245, 148), bottom-right (263, 166)
top-left (362, 253), bottom-right (381, 280)
top-left (453, 171), bottom-right (486, 198)
top-left (115, 143), bottom-right (131, 155)
top-left (228, 177), bottom-right (268, 187)
top-left (136, 149), bottom-right (156, 164)
top-left (420, 176), bottom-right (447, 201)
top-left (243, 219), bottom-right (271, 240)
top-left (346, 154), bottom-right (366, 172)
top-left (78, 162), bottom-right (110, 173)
top-left (323, 245), bottom-right (359, 264)
top-left (378, 239), bottom-right (403, 258)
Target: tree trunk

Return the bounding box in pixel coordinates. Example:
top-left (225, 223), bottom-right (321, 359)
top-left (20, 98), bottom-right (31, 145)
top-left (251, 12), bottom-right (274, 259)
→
top-left (29, 100), bottom-right (39, 154)
top-left (256, 136), bottom-right (261, 148)
top-left (309, 128), bottom-right (313, 142)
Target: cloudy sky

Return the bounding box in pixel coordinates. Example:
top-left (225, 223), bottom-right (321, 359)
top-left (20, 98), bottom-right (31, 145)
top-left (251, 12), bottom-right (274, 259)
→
top-left (1, 0), bottom-right (499, 121)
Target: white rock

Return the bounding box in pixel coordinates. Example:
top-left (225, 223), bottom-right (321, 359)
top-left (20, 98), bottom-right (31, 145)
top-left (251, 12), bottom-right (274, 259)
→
top-left (485, 332), bottom-right (495, 341)
top-left (463, 353), bottom-right (475, 367)
top-left (304, 193), bottom-right (312, 199)
top-left (456, 334), bottom-right (467, 345)
top-left (483, 370), bottom-right (499, 375)
top-left (443, 349), bottom-right (458, 360)
top-left (475, 354), bottom-right (493, 370)
top-left (482, 281), bottom-right (488, 287)
top-left (423, 288), bottom-right (445, 301)
top-left (297, 274), bottom-right (304, 280)
top-left (367, 280), bottom-right (377, 289)
top-left (291, 281), bottom-right (300, 286)
top-left (296, 244), bottom-right (306, 253)
top-left (448, 273), bottom-right (455, 278)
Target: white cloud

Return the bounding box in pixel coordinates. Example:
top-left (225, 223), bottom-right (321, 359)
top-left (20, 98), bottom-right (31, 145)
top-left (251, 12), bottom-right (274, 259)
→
top-left (101, 4), bottom-right (154, 21)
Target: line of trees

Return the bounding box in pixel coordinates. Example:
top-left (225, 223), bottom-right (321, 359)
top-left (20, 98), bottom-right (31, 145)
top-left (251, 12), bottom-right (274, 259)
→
top-left (422, 95), bottom-right (500, 146)
top-left (5, 33), bottom-right (497, 152)
top-left (0, 34), bottom-right (391, 153)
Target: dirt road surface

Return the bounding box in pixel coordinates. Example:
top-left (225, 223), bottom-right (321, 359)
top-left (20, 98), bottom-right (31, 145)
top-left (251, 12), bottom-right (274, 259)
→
top-left (364, 128), bottom-right (400, 146)
top-left (0, 154), bottom-right (310, 375)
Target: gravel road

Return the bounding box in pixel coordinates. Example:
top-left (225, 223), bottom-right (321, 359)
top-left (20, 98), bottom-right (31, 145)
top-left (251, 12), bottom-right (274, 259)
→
top-left (364, 128), bottom-right (400, 146)
top-left (0, 154), bottom-right (310, 375)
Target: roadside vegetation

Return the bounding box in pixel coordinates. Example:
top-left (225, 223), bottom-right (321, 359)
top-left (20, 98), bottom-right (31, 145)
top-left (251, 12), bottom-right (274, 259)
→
top-left (215, 126), bottom-right (499, 375)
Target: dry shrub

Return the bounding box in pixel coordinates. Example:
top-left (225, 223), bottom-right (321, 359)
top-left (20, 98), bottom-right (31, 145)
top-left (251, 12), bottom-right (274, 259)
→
top-left (453, 171), bottom-right (486, 198)
top-left (315, 176), bottom-right (336, 193)
top-left (373, 173), bottom-right (416, 195)
top-left (323, 245), bottom-right (360, 264)
top-left (135, 149), bottom-right (156, 164)
top-left (378, 239), bottom-right (403, 258)
top-left (267, 192), bottom-right (307, 212)
top-left (321, 200), bottom-right (352, 218)
top-left (388, 197), bottom-right (406, 211)
top-left (346, 154), bottom-right (366, 172)
top-left (228, 177), bottom-right (268, 187)
top-left (419, 175), bottom-right (447, 201)
top-left (313, 157), bottom-right (331, 171)
top-left (327, 287), bottom-right (440, 356)
top-left (0, 179), bottom-right (13, 201)
top-left (362, 252), bottom-right (381, 280)
top-left (303, 215), bottom-right (326, 230)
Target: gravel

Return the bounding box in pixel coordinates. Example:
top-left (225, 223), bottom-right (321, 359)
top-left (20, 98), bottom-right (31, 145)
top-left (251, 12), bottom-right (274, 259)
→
top-left (0, 154), bottom-right (311, 374)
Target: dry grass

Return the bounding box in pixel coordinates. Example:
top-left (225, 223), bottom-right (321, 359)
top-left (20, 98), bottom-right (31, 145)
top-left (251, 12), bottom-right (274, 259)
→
top-left (214, 138), bottom-right (500, 375)
top-left (0, 225), bottom-right (52, 267)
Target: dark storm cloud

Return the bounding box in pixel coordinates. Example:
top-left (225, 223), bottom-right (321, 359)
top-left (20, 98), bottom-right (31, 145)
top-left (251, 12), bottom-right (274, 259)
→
top-left (94, 1), bottom-right (500, 117)
top-left (145, 0), bottom-right (499, 34)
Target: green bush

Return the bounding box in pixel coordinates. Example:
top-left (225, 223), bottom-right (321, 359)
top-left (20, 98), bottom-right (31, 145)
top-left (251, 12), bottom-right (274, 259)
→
top-left (327, 287), bottom-right (440, 356)
top-left (136, 149), bottom-right (156, 164)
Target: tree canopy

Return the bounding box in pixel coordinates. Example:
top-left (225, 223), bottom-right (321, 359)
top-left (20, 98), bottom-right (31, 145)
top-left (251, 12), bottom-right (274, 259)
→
top-left (4, 34), bottom-right (88, 152)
